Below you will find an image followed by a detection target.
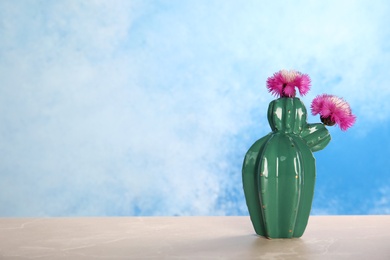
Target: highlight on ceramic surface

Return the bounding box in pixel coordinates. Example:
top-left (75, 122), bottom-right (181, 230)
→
top-left (242, 70), bottom-right (356, 238)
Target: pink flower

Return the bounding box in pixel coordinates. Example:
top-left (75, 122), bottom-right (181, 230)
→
top-left (266, 69), bottom-right (311, 98)
top-left (311, 94), bottom-right (356, 131)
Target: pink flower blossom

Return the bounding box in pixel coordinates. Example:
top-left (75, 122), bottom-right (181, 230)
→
top-left (311, 94), bottom-right (356, 131)
top-left (266, 69), bottom-right (311, 98)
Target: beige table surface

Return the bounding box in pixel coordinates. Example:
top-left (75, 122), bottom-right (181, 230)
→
top-left (0, 216), bottom-right (389, 259)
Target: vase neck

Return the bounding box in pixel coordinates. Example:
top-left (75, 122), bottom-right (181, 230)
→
top-left (267, 97), bottom-right (307, 134)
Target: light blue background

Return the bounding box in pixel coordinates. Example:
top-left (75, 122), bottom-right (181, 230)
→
top-left (1, 0), bottom-right (389, 217)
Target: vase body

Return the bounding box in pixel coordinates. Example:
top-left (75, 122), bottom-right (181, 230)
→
top-left (242, 98), bottom-right (330, 238)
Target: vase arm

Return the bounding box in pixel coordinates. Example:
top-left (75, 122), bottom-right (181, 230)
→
top-left (300, 123), bottom-right (331, 152)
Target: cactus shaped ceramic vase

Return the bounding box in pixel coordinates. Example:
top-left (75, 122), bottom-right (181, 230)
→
top-left (242, 70), bottom-right (355, 239)
top-left (242, 97), bottom-right (330, 238)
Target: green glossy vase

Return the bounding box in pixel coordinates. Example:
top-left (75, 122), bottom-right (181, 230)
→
top-left (242, 97), bottom-right (331, 238)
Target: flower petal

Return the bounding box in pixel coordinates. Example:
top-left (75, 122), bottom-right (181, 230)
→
top-left (311, 94), bottom-right (356, 131)
top-left (266, 70), bottom-right (311, 98)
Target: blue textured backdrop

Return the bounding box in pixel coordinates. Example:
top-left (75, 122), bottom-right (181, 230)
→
top-left (1, 0), bottom-right (389, 216)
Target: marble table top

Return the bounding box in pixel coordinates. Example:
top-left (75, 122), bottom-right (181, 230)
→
top-left (0, 216), bottom-right (389, 259)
